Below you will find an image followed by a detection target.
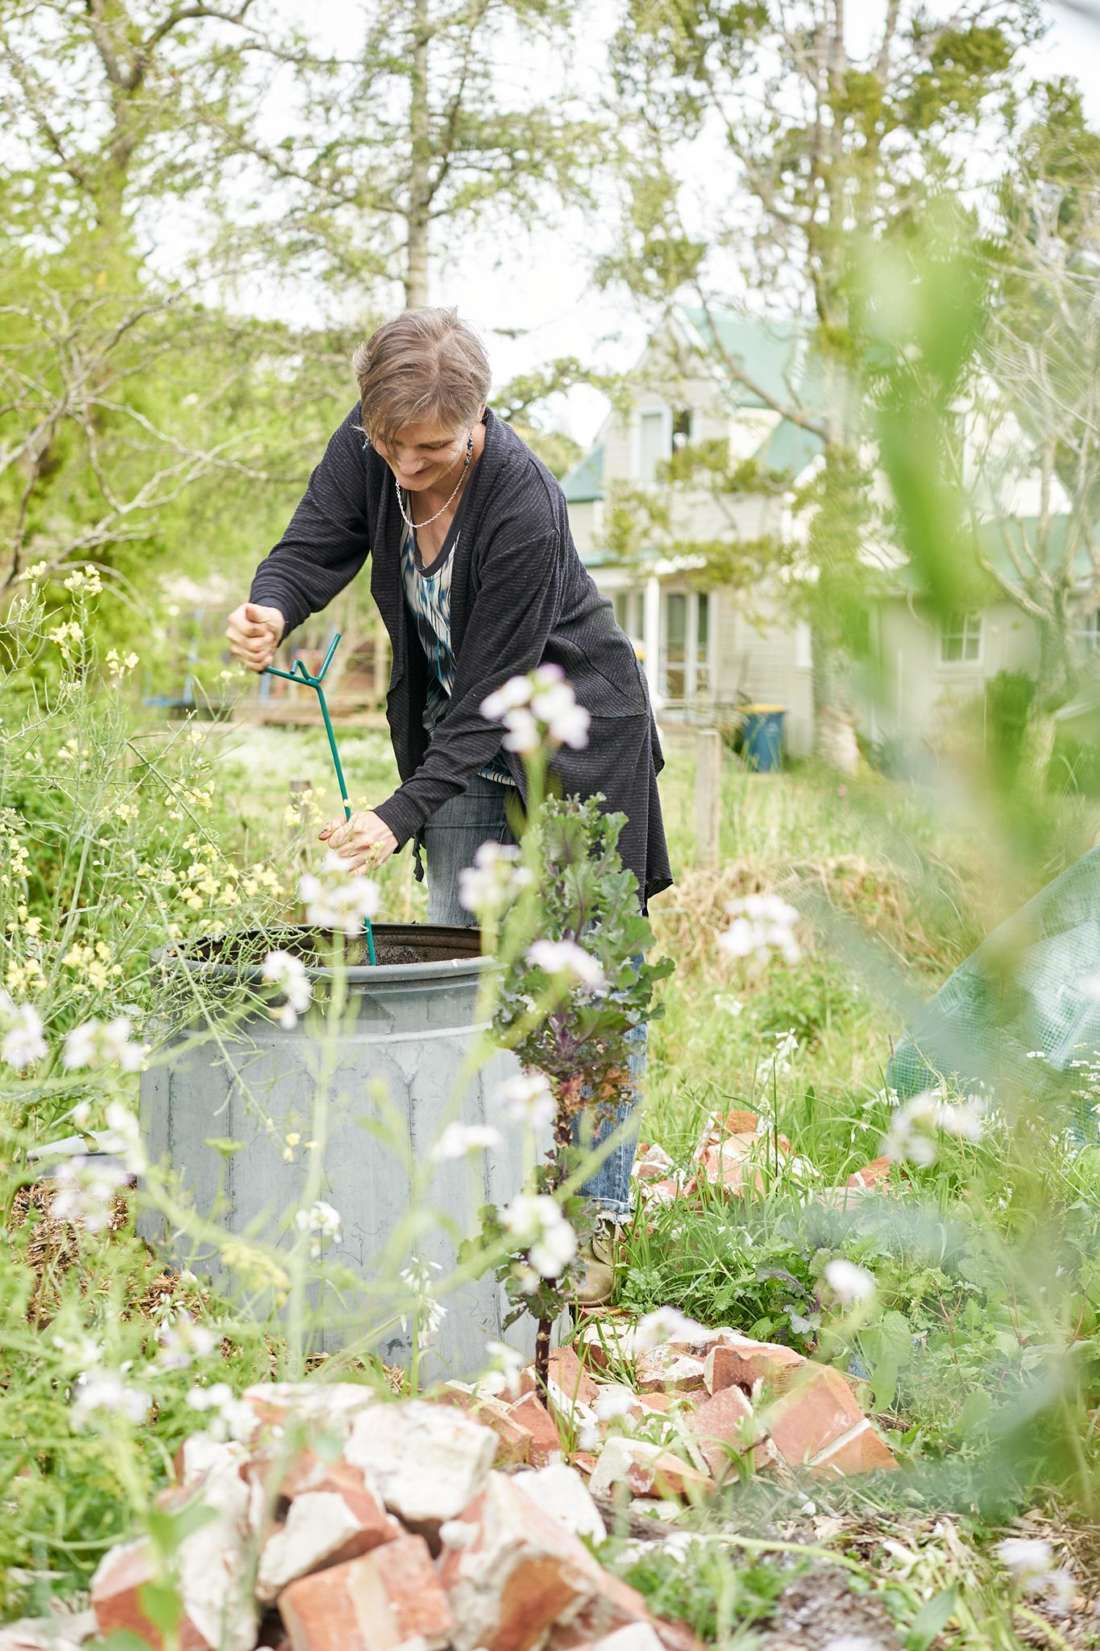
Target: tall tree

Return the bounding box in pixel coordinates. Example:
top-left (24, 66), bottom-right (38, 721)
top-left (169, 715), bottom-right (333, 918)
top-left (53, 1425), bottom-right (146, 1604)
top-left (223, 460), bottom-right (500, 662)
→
top-left (966, 79), bottom-right (1100, 712)
top-left (218, 0), bottom-right (602, 309)
top-left (603, 0), bottom-right (1042, 732)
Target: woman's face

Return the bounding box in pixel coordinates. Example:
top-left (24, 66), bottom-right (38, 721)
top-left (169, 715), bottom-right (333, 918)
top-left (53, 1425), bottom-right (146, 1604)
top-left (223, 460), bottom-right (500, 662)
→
top-left (374, 416), bottom-right (471, 493)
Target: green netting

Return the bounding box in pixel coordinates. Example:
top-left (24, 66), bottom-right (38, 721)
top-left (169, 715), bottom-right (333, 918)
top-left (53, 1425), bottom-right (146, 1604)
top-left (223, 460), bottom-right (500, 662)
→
top-left (887, 848), bottom-right (1100, 1135)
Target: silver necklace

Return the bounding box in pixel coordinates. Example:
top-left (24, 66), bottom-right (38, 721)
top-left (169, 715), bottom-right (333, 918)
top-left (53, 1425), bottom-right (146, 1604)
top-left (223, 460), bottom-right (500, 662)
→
top-left (394, 431), bottom-right (473, 532)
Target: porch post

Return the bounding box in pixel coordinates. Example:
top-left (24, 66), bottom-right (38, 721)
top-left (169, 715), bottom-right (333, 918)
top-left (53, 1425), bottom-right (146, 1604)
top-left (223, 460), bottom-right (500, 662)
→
top-left (643, 574), bottom-right (661, 701)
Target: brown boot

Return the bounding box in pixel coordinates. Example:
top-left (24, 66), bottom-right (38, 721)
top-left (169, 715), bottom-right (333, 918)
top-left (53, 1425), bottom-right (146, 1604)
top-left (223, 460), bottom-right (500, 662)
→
top-left (572, 1219), bottom-right (621, 1306)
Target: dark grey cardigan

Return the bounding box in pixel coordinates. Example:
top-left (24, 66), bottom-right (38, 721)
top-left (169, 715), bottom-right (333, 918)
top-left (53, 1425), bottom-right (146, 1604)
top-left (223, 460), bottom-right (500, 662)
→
top-left (249, 405), bottom-right (672, 910)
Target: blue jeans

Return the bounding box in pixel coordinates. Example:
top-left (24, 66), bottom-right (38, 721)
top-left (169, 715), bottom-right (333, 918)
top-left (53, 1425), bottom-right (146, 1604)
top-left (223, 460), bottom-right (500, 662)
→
top-left (423, 774), bottom-right (643, 1215)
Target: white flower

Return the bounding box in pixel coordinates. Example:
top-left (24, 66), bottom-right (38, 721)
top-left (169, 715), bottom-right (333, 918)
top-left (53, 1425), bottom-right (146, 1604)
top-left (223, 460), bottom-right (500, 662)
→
top-left (996, 1538), bottom-right (1077, 1613)
top-left (714, 994), bottom-right (744, 1016)
top-left (480, 676), bottom-right (534, 721)
top-left (882, 1089), bottom-right (985, 1167)
top-left (261, 950), bottom-right (312, 1029)
top-left (482, 666), bottom-right (590, 753)
top-left (1, 1002), bottom-right (47, 1071)
top-left (400, 1257), bottom-right (447, 1352)
top-left (186, 1382), bottom-right (257, 1442)
top-left (157, 1311), bottom-right (217, 1370)
top-left (502, 1193), bottom-right (577, 1279)
top-left (823, 1259), bottom-right (876, 1305)
top-left (633, 1307), bottom-right (716, 1352)
top-left (482, 1339), bottom-right (525, 1398)
top-left (51, 1156), bottom-right (129, 1232)
top-left (530, 1221), bottom-right (577, 1279)
top-left (756, 1027), bottom-right (799, 1084)
top-left (458, 841), bottom-right (533, 917)
top-left (529, 680), bottom-right (591, 748)
top-left (72, 1369), bottom-right (149, 1428)
top-left (62, 1016), bottom-right (146, 1073)
top-left (300, 862), bottom-right (380, 936)
top-left (101, 1101), bottom-right (147, 1175)
top-left (432, 1122), bottom-right (502, 1161)
top-left (527, 938), bottom-right (606, 993)
top-left (493, 1069), bottom-right (555, 1127)
top-left (294, 1199), bottom-right (342, 1257)
top-left (719, 893), bottom-right (801, 967)
top-left (594, 1384), bottom-right (637, 1423)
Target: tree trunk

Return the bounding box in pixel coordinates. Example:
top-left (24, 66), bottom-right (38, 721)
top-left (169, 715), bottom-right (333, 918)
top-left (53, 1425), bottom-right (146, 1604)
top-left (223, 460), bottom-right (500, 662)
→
top-left (406, 0), bottom-right (431, 307)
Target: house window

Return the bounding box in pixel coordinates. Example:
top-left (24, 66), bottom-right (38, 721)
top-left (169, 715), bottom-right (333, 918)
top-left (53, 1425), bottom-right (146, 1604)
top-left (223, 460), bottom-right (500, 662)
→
top-left (613, 589), bottom-right (644, 642)
top-left (1075, 609), bottom-right (1100, 652)
top-left (662, 592), bottom-right (688, 698)
top-left (672, 408), bottom-right (693, 450)
top-left (696, 591), bottom-right (711, 695)
top-left (638, 410), bottom-right (667, 484)
top-left (659, 590), bottom-right (711, 702)
top-left (940, 612), bottom-right (982, 664)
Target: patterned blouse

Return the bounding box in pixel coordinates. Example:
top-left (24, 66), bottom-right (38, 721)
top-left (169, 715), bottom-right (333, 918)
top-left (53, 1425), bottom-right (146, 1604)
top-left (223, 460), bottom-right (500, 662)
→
top-left (399, 520), bottom-right (514, 786)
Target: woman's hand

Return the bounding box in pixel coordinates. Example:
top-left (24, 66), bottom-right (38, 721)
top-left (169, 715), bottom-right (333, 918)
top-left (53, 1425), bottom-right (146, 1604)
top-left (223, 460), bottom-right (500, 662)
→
top-left (320, 811), bottom-right (398, 873)
top-left (226, 602), bottom-right (286, 671)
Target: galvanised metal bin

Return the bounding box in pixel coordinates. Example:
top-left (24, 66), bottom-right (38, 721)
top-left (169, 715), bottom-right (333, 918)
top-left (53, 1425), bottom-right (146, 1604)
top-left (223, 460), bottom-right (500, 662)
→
top-left (140, 924), bottom-right (534, 1376)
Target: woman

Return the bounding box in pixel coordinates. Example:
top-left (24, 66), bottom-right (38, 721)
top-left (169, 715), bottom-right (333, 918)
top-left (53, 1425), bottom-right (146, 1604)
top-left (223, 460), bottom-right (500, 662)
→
top-left (227, 307), bottom-right (671, 1300)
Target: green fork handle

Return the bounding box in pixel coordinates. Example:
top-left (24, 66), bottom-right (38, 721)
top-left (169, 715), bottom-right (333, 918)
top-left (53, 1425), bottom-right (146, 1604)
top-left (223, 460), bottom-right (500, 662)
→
top-left (263, 632), bottom-right (377, 965)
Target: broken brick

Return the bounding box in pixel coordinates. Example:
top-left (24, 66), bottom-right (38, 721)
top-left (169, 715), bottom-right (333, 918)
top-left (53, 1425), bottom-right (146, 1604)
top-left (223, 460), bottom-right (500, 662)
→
top-left (280, 1535), bottom-right (451, 1651)
top-left (513, 1462), bottom-right (606, 1543)
top-left (809, 1417), bottom-right (898, 1476)
top-left (845, 1157), bottom-right (893, 1193)
top-left (439, 1471), bottom-right (611, 1651)
top-left (257, 1479), bottom-right (398, 1603)
top-left (588, 1438), bottom-right (709, 1502)
top-left (758, 1364), bottom-right (868, 1470)
top-left (507, 1391), bottom-right (563, 1467)
top-left (686, 1386), bottom-right (757, 1480)
top-left (704, 1337), bottom-right (804, 1397)
top-left (634, 1346), bottom-right (707, 1394)
top-left (435, 1384), bottom-right (532, 1467)
top-left (344, 1399), bottom-right (496, 1532)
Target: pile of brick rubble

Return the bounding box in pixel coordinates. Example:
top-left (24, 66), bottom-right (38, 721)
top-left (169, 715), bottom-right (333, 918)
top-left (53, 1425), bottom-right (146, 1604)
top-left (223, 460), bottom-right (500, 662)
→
top-left (2, 1312), bottom-right (898, 1651)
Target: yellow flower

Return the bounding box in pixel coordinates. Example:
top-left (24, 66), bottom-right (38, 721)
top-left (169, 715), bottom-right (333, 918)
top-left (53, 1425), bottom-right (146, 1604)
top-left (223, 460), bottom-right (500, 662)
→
top-left (64, 565), bottom-right (103, 597)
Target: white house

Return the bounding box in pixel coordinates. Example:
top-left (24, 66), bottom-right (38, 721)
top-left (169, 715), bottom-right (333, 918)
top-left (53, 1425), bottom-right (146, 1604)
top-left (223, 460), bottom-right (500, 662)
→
top-left (562, 306), bottom-right (1098, 759)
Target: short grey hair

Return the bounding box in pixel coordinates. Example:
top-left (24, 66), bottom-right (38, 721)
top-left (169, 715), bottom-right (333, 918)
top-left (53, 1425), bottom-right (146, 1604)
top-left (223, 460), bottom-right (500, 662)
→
top-left (352, 307), bottom-right (491, 449)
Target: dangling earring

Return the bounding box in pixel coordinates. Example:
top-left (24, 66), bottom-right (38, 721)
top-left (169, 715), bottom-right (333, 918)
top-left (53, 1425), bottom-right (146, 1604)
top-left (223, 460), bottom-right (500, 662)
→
top-left (464, 431), bottom-right (473, 468)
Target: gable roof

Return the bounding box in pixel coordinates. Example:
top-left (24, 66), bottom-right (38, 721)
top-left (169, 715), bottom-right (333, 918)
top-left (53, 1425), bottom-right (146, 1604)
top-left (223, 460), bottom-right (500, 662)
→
top-left (561, 441), bottom-right (604, 504)
top-left (675, 308), bottom-right (809, 412)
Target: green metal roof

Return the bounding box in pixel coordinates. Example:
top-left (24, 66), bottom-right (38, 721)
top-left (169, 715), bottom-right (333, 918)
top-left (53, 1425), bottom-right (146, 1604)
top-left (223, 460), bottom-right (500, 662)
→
top-left (676, 308), bottom-right (808, 412)
top-left (562, 442), bottom-right (605, 503)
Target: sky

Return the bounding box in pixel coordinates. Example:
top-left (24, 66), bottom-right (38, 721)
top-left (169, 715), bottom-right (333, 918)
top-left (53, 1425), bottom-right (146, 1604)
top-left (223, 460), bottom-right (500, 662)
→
top-left (260, 0), bottom-right (1100, 450)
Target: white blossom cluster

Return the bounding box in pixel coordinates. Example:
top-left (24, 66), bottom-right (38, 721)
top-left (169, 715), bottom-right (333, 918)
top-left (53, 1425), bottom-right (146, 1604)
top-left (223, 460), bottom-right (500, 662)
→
top-left (400, 1257), bottom-right (447, 1352)
top-left (431, 1122), bottom-right (502, 1161)
top-left (63, 1015), bottom-right (146, 1072)
top-left (493, 1069), bottom-right (555, 1128)
top-left (71, 1367), bottom-right (149, 1429)
top-left (51, 1156), bottom-right (130, 1232)
top-left (882, 1087), bottom-right (985, 1167)
top-left (480, 664), bottom-right (590, 755)
top-left (294, 1199), bottom-right (343, 1257)
top-left (0, 992), bottom-right (47, 1071)
top-left (299, 855), bottom-right (380, 936)
top-left (718, 892), bottom-right (802, 967)
top-left (527, 938), bottom-right (606, 994)
top-left (633, 1307), bottom-right (715, 1351)
top-left (157, 1310), bottom-right (218, 1370)
top-left (996, 1538), bottom-right (1076, 1614)
top-left (822, 1258), bottom-right (876, 1305)
top-left (261, 950), bottom-right (313, 1029)
top-left (458, 841), bottom-right (533, 919)
top-left (756, 1027), bottom-right (799, 1085)
top-left (186, 1381), bottom-right (257, 1443)
top-left (502, 1193), bottom-right (577, 1280)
